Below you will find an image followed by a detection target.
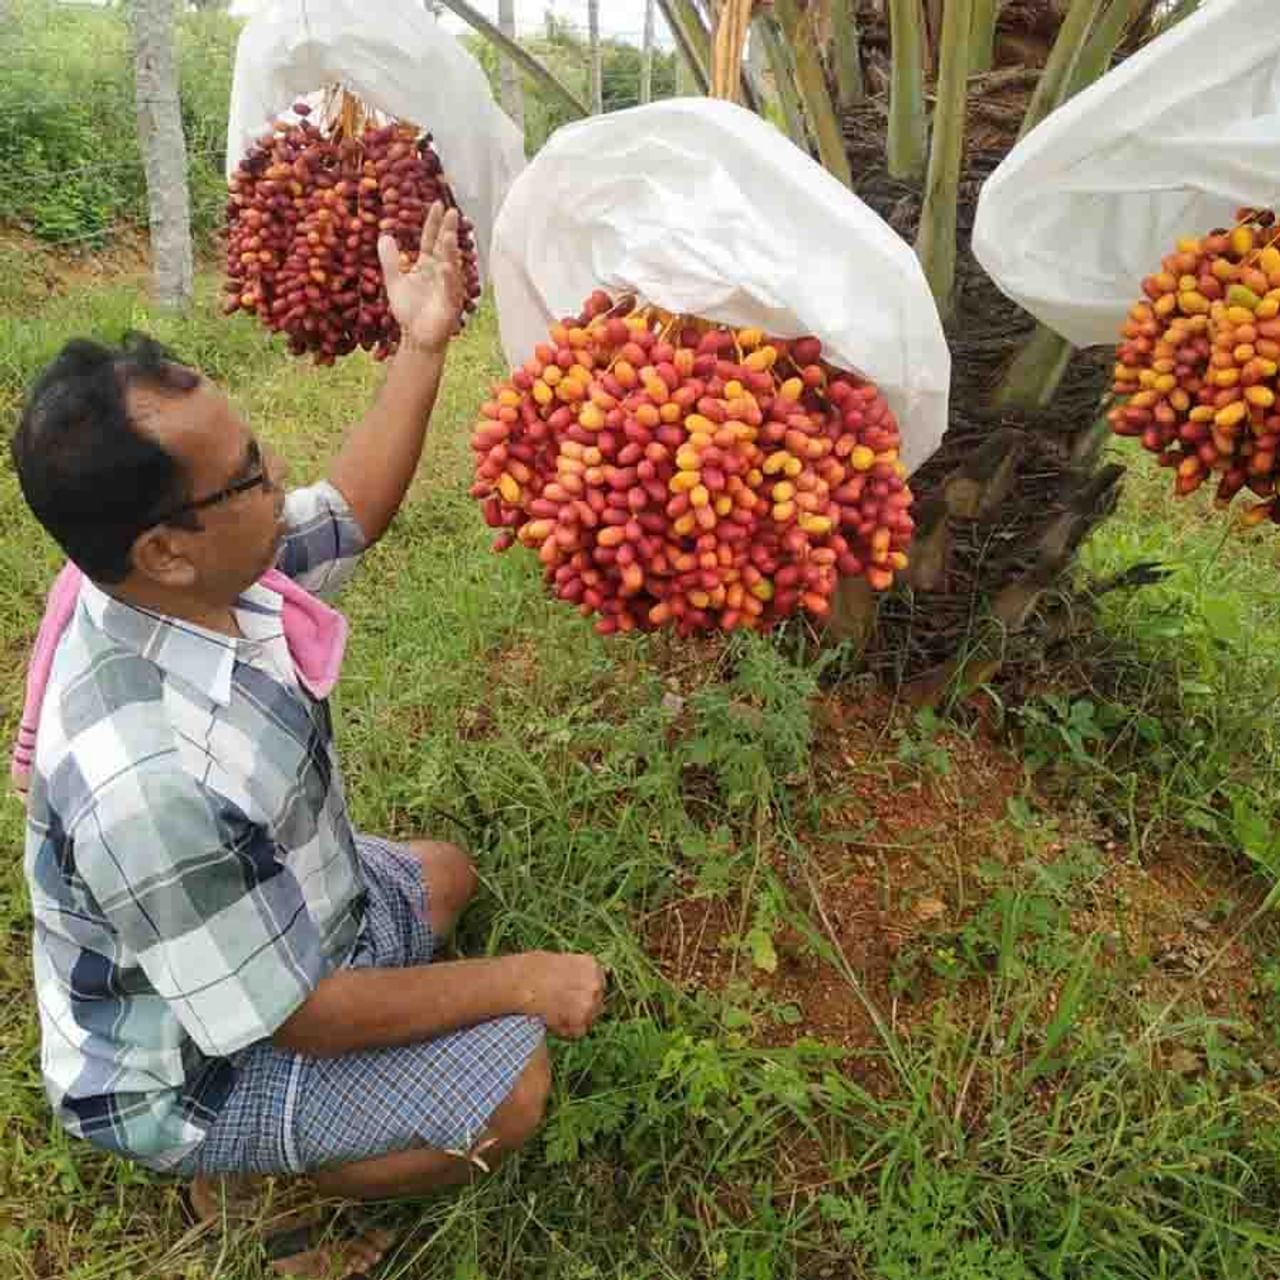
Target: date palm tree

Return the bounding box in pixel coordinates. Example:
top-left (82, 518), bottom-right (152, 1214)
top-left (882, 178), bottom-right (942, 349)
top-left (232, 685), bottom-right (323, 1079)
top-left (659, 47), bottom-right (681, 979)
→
top-left (448, 0), bottom-right (1197, 692)
top-left (752, 0), bottom-right (1198, 698)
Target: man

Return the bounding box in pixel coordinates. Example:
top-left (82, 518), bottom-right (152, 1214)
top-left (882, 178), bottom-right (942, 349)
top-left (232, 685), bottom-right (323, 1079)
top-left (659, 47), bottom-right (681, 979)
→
top-left (13, 205), bottom-right (606, 1277)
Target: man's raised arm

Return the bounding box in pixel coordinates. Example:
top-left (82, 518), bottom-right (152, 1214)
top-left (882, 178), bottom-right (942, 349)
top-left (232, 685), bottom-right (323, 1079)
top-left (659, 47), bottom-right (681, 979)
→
top-left (327, 202), bottom-right (466, 544)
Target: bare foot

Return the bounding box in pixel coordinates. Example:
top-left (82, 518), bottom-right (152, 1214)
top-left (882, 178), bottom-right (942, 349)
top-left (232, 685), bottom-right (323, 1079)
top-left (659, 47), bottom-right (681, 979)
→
top-left (268, 1225), bottom-right (396, 1279)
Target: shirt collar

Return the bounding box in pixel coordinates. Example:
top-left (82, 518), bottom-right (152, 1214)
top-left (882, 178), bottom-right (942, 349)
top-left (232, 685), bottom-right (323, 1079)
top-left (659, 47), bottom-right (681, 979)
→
top-left (78, 578), bottom-right (284, 708)
top-left (236, 578), bottom-right (284, 620)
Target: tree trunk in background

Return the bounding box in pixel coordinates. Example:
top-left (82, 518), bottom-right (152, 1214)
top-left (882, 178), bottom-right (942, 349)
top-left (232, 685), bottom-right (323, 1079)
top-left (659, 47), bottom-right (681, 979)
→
top-left (129, 0), bottom-right (192, 310)
top-left (497, 0), bottom-right (524, 131)
top-left (588, 0), bottom-right (603, 114)
top-left (641, 0), bottom-right (656, 104)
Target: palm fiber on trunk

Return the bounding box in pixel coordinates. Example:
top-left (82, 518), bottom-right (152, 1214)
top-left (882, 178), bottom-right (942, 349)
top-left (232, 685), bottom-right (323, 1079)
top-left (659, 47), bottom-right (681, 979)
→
top-left (840, 95), bottom-right (1118, 685)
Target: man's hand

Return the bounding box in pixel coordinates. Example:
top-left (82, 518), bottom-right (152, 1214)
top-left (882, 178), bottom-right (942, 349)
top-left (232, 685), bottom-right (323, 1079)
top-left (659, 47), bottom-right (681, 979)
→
top-left (519, 952), bottom-right (607, 1039)
top-left (377, 202), bottom-right (466, 356)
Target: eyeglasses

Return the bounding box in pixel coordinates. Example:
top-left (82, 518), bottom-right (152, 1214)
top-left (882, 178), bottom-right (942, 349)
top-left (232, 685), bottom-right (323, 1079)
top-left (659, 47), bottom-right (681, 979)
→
top-left (152, 438), bottom-right (273, 526)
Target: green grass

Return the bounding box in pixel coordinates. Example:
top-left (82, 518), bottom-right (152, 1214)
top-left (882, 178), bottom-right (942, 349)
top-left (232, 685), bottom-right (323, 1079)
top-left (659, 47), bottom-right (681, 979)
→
top-left (1021, 443), bottom-right (1280, 881)
top-left (0, 0), bottom-right (235, 247)
top-left (2, 274), bottom-right (1280, 1279)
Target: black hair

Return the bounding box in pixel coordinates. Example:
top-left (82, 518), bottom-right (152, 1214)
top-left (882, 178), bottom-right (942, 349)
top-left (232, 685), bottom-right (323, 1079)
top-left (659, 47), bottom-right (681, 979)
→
top-left (10, 331), bottom-right (201, 583)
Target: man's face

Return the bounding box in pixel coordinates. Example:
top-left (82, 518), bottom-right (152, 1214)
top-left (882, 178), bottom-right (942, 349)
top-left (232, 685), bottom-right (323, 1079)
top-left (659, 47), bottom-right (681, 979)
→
top-left (127, 378), bottom-right (289, 606)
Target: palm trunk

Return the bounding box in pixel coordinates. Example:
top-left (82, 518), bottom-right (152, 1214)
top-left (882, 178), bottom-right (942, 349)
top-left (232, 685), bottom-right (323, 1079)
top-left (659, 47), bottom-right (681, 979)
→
top-left (833, 0), bottom-right (1125, 688)
top-left (128, 0), bottom-right (192, 310)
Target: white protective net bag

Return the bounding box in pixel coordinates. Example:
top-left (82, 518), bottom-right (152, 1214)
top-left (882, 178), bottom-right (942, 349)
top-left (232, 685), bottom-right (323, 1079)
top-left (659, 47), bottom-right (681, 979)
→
top-left (489, 97), bottom-right (950, 474)
top-left (225, 0), bottom-right (525, 279)
top-left (972, 0), bottom-right (1280, 348)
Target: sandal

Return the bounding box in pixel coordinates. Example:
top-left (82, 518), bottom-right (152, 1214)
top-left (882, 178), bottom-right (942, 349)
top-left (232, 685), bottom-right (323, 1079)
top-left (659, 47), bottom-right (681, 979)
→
top-left (179, 1181), bottom-right (396, 1278)
top-left (263, 1212), bottom-right (397, 1279)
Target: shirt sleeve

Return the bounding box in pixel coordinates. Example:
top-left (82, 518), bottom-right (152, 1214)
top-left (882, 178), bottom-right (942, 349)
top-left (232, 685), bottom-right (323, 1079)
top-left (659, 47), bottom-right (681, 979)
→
top-left (275, 480), bottom-right (368, 601)
top-left (72, 763), bottom-right (328, 1059)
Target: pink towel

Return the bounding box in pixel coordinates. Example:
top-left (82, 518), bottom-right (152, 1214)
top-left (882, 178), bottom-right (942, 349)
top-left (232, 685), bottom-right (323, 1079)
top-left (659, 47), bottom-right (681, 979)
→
top-left (10, 565), bottom-right (348, 796)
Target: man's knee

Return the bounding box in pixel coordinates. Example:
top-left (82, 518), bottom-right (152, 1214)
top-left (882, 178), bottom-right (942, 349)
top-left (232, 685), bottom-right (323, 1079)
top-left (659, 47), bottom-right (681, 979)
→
top-left (406, 839), bottom-right (478, 932)
top-left (488, 1042), bottom-right (551, 1152)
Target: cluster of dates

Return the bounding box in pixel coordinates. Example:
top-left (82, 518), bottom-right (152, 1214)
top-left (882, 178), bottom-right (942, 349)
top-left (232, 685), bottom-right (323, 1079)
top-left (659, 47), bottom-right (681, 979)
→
top-left (471, 292), bottom-right (914, 636)
top-left (1110, 210), bottom-right (1280, 525)
top-left (224, 101), bottom-right (479, 363)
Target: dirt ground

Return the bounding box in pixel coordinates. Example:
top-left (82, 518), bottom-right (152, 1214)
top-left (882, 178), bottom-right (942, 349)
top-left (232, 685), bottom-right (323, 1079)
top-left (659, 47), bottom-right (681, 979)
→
top-left (644, 689), bottom-right (1275, 1062)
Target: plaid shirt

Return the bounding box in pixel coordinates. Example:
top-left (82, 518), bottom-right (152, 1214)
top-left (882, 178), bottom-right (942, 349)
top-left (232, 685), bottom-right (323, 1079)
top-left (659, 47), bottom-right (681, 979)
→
top-left (25, 481), bottom-right (369, 1170)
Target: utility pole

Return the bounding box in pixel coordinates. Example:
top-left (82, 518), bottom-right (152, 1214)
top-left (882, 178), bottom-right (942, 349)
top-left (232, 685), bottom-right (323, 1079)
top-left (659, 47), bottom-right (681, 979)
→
top-left (128, 0), bottom-right (192, 309)
top-left (640, 0), bottom-right (656, 104)
top-left (497, 0), bottom-right (524, 131)
top-left (588, 0), bottom-right (603, 114)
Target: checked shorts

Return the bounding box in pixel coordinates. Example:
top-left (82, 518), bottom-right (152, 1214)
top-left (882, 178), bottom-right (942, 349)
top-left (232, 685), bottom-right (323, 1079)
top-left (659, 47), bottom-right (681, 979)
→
top-left (171, 836), bottom-right (544, 1176)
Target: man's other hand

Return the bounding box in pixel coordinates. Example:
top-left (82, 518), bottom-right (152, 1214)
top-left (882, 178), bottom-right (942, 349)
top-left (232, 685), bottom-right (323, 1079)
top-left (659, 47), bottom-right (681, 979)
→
top-left (519, 952), bottom-right (608, 1039)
